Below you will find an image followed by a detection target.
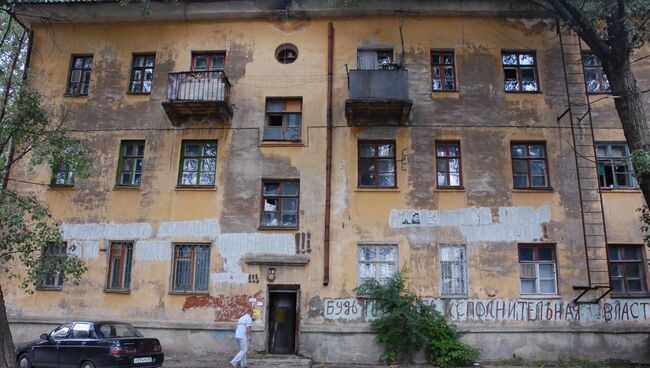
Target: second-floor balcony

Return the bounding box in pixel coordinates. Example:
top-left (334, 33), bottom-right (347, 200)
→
top-left (345, 68), bottom-right (412, 126)
top-left (162, 71), bottom-right (233, 125)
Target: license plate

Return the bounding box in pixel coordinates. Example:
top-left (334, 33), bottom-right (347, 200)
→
top-left (133, 357), bottom-right (153, 364)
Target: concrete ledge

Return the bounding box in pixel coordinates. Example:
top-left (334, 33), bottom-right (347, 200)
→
top-left (243, 253), bottom-right (310, 266)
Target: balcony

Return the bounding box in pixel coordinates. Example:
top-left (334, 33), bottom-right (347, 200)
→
top-left (162, 71), bottom-right (233, 125)
top-left (345, 69), bottom-right (412, 126)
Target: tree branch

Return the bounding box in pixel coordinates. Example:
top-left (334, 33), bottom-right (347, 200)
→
top-left (547, 0), bottom-right (613, 58)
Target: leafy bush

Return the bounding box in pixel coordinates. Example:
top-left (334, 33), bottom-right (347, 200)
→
top-left (356, 268), bottom-right (479, 367)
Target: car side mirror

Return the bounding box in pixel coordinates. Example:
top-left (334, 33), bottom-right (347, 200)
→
top-left (40, 333), bottom-right (50, 340)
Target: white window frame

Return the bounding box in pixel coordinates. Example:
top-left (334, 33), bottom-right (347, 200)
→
top-left (439, 244), bottom-right (468, 298)
top-left (519, 245), bottom-right (558, 296)
top-left (595, 142), bottom-right (636, 189)
top-left (357, 243), bottom-right (398, 288)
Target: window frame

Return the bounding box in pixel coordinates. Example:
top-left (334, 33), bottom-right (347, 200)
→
top-left (170, 243), bottom-right (211, 293)
top-left (501, 50), bottom-right (540, 93)
top-left (358, 140), bottom-right (397, 189)
top-left (116, 140), bottom-right (145, 188)
top-left (357, 48), bottom-right (396, 70)
top-left (431, 50), bottom-right (456, 92)
top-left (439, 244), bottom-right (468, 298)
top-left (263, 98), bottom-right (303, 142)
top-left (357, 243), bottom-right (399, 288)
top-left (177, 140), bottom-right (218, 188)
top-left (39, 243), bottom-right (68, 290)
top-left (595, 142), bottom-right (635, 189)
top-left (510, 141), bottom-right (550, 189)
top-left (191, 51), bottom-right (226, 76)
top-left (105, 241), bottom-right (134, 292)
top-left (128, 53), bottom-right (156, 94)
top-left (50, 162), bottom-right (75, 187)
top-left (581, 51), bottom-right (611, 94)
top-left (65, 54), bottom-right (93, 96)
top-left (435, 141), bottom-right (463, 188)
top-left (518, 244), bottom-right (558, 296)
top-left (607, 244), bottom-right (649, 297)
top-left (259, 179), bottom-right (300, 229)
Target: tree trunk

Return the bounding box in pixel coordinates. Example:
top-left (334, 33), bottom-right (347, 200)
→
top-left (0, 283), bottom-right (16, 368)
top-left (606, 61), bottom-right (650, 205)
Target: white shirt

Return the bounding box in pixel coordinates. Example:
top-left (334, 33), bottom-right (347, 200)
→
top-left (235, 313), bottom-right (252, 339)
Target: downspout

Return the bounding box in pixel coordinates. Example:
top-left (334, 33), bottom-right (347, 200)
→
top-left (323, 22), bottom-right (333, 286)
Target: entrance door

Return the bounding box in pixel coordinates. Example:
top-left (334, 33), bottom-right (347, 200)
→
top-left (267, 288), bottom-right (299, 354)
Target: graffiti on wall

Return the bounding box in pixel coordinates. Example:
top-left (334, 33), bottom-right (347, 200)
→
top-left (183, 290), bottom-right (263, 322)
top-left (321, 298), bottom-right (650, 323)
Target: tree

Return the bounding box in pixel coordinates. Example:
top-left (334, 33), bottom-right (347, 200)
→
top-left (0, 9), bottom-right (92, 368)
top-left (530, 0), bottom-right (650, 204)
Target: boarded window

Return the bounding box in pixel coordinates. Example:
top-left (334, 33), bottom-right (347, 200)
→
top-left (178, 140), bottom-right (217, 187)
top-left (171, 244), bottom-right (210, 292)
top-left (431, 50), bottom-right (455, 91)
top-left (436, 141), bottom-right (462, 188)
top-left (41, 243), bottom-right (67, 289)
top-left (502, 51), bottom-right (539, 92)
top-left (582, 52), bottom-right (610, 94)
top-left (519, 244), bottom-right (557, 295)
top-left (106, 241), bottom-right (133, 290)
top-left (511, 142), bottom-right (549, 188)
top-left (66, 55), bottom-right (93, 96)
top-left (357, 49), bottom-right (395, 70)
top-left (264, 98), bottom-right (302, 141)
top-left (129, 54), bottom-right (155, 93)
top-left (358, 140), bottom-right (397, 188)
top-left (117, 141), bottom-right (145, 187)
top-left (596, 143), bottom-right (635, 189)
top-left (358, 243), bottom-right (398, 287)
top-left (440, 245), bottom-right (467, 297)
top-left (607, 244), bottom-right (648, 296)
top-left (260, 180), bottom-right (299, 228)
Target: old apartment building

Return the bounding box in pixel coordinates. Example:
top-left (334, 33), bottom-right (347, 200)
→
top-left (7, 0), bottom-right (650, 363)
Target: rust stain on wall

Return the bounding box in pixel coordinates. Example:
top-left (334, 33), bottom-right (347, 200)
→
top-left (182, 290), bottom-right (263, 322)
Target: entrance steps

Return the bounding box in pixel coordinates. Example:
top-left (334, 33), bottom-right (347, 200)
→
top-left (248, 354), bottom-right (312, 368)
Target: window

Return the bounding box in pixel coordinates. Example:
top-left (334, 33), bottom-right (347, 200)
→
top-left (519, 244), bottom-right (557, 295)
top-left (275, 43), bottom-right (298, 64)
top-left (511, 142), bottom-right (549, 188)
top-left (436, 141), bottom-right (462, 188)
top-left (51, 162), bottom-right (75, 187)
top-left (358, 141), bottom-right (396, 188)
top-left (260, 180), bottom-right (299, 228)
top-left (431, 51), bottom-right (455, 91)
top-left (178, 140), bottom-right (217, 187)
top-left (502, 51), bottom-right (539, 92)
top-left (582, 52), bottom-right (610, 94)
top-left (264, 99), bottom-right (302, 141)
top-left (129, 54), bottom-right (155, 94)
top-left (66, 55), bottom-right (93, 96)
top-left (357, 49), bottom-right (395, 70)
top-left (358, 243), bottom-right (398, 287)
top-left (70, 323), bottom-right (95, 339)
top-left (116, 141), bottom-right (145, 187)
top-left (596, 143), bottom-right (635, 189)
top-left (440, 245), bottom-right (467, 297)
top-left (50, 323), bottom-right (73, 339)
top-left (191, 52), bottom-right (225, 75)
top-left (607, 244), bottom-right (648, 296)
top-left (41, 243), bottom-right (67, 289)
top-left (171, 244), bottom-right (210, 292)
top-left (106, 242), bottom-right (133, 291)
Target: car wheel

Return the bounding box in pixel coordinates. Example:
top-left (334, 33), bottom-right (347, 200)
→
top-left (18, 354), bottom-right (31, 368)
top-left (80, 361), bottom-right (95, 368)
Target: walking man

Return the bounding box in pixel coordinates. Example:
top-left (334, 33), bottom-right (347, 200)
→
top-left (231, 307), bottom-right (253, 367)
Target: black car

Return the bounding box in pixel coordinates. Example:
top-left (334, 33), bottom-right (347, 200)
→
top-left (15, 321), bottom-right (164, 368)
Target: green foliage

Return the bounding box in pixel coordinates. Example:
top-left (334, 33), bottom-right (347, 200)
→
top-left (356, 269), bottom-right (479, 367)
top-left (630, 149), bottom-right (650, 184)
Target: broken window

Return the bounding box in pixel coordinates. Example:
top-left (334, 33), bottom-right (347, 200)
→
top-left (358, 140), bottom-right (396, 188)
top-left (171, 244), bottom-right (210, 292)
top-left (357, 49), bottom-right (395, 70)
top-left (106, 241), bottom-right (133, 291)
top-left (435, 141), bottom-right (462, 188)
top-left (41, 243), bottom-right (67, 289)
top-left (596, 143), bottom-right (635, 189)
top-left (116, 140), bottom-right (145, 187)
top-left (66, 55), bottom-right (93, 96)
top-left (191, 52), bottom-right (225, 77)
top-left (582, 52), bottom-right (610, 94)
top-left (261, 180), bottom-right (299, 228)
top-left (607, 244), bottom-right (648, 296)
top-left (502, 51), bottom-right (539, 92)
top-left (129, 54), bottom-right (155, 94)
top-left (178, 140), bottom-right (217, 187)
top-left (431, 50), bottom-right (456, 91)
top-left (358, 243), bottom-right (398, 287)
top-left (511, 142), bottom-right (549, 188)
top-left (264, 98), bottom-right (302, 141)
top-left (440, 244), bottom-right (467, 297)
top-left (518, 244), bottom-right (557, 295)
top-left (51, 162), bottom-right (75, 187)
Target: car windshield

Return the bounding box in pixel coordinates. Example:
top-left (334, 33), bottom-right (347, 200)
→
top-left (97, 323), bottom-right (143, 338)
top-left (50, 323), bottom-right (72, 339)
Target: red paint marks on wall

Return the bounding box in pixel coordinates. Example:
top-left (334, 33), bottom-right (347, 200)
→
top-left (182, 291), bottom-right (263, 322)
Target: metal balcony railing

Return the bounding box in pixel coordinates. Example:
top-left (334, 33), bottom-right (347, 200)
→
top-left (166, 71), bottom-right (231, 103)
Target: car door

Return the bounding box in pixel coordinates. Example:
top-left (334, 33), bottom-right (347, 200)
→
top-left (58, 322), bottom-right (97, 368)
top-left (32, 323), bottom-right (71, 368)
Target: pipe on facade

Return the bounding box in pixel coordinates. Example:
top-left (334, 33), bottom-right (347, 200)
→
top-left (323, 22), bottom-right (333, 286)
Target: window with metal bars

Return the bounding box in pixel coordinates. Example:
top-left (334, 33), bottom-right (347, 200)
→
top-left (518, 244), bottom-right (557, 295)
top-left (431, 50), bottom-right (456, 91)
top-left (440, 245), bottom-right (467, 297)
top-left (502, 51), bottom-right (539, 92)
top-left (178, 140), bottom-right (217, 187)
top-left (66, 55), bottom-right (93, 96)
top-left (607, 244), bottom-right (649, 296)
top-left (260, 180), bottom-right (299, 228)
top-left (171, 244), bottom-right (210, 292)
top-left (435, 141), bottom-right (462, 188)
top-left (358, 243), bottom-right (398, 287)
top-left (40, 243), bottom-right (67, 289)
top-left (129, 54), bottom-right (155, 94)
top-left (106, 242), bottom-right (133, 291)
top-left (116, 141), bottom-right (145, 187)
top-left (511, 142), bottom-right (549, 188)
top-left (358, 141), bottom-right (397, 188)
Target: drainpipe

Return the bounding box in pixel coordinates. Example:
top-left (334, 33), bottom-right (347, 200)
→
top-left (323, 22), bottom-right (333, 286)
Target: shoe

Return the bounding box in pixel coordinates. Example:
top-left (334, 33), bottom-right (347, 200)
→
top-left (230, 361), bottom-right (237, 367)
